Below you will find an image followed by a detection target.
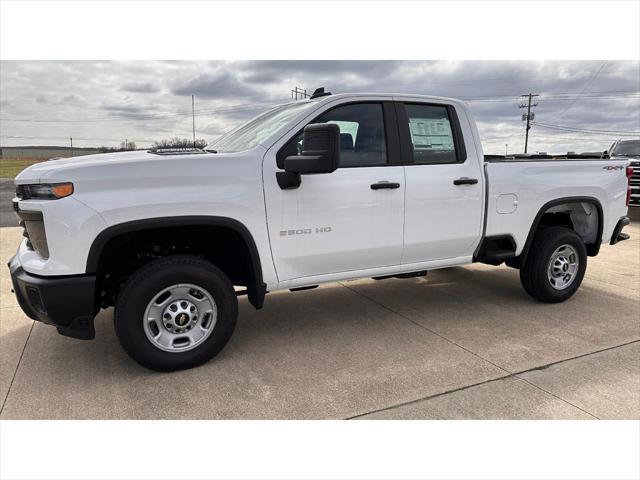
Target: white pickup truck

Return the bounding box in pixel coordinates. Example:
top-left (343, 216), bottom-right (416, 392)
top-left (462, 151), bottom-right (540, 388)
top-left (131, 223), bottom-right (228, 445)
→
top-left (9, 90), bottom-right (632, 371)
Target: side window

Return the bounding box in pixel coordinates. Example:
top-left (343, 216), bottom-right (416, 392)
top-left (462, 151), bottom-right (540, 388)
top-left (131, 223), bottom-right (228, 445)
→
top-left (279, 103), bottom-right (387, 168)
top-left (404, 104), bottom-right (459, 164)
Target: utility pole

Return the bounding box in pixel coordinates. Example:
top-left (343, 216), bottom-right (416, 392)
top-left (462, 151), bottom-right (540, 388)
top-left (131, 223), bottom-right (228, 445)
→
top-left (70, 137), bottom-right (73, 157)
top-left (192, 94), bottom-right (196, 148)
top-left (290, 86), bottom-right (309, 100)
top-left (125, 138), bottom-right (128, 150)
top-left (505, 144), bottom-right (508, 156)
top-left (519, 93), bottom-right (539, 154)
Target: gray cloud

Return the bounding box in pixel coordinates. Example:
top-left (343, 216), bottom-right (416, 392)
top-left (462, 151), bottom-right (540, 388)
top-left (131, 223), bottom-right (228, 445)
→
top-left (121, 82), bottom-right (161, 93)
top-left (59, 93), bottom-right (84, 105)
top-left (172, 71), bottom-right (263, 100)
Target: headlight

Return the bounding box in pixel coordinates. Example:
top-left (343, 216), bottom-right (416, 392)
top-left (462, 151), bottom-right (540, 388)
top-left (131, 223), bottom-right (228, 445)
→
top-left (16, 182), bottom-right (74, 200)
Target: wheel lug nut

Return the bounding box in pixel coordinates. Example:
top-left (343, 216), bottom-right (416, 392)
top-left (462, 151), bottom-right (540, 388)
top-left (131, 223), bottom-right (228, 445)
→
top-left (170, 305), bottom-right (177, 312)
top-left (180, 301), bottom-right (187, 309)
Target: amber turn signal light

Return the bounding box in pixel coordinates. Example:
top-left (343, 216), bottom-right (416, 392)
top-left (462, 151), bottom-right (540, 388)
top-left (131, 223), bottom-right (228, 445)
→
top-left (51, 183), bottom-right (74, 198)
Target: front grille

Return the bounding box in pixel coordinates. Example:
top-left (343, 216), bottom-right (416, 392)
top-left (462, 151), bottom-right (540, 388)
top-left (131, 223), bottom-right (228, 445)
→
top-left (15, 208), bottom-right (49, 258)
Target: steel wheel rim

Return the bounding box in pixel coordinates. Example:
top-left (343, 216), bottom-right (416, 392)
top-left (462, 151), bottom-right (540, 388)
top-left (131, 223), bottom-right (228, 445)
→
top-left (143, 283), bottom-right (217, 353)
top-left (547, 244), bottom-right (579, 290)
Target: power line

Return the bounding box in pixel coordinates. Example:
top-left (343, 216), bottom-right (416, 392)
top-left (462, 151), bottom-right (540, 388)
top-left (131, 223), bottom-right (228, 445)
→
top-left (0, 101), bottom-right (283, 123)
top-left (463, 90), bottom-right (638, 99)
top-left (533, 122), bottom-right (640, 137)
top-left (0, 134), bottom-right (157, 142)
top-left (534, 121), bottom-right (640, 134)
top-left (465, 91), bottom-right (639, 103)
top-left (549, 60), bottom-right (608, 122)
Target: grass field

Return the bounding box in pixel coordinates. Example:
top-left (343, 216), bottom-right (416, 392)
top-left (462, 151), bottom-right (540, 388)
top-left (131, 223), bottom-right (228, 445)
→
top-left (0, 158), bottom-right (43, 178)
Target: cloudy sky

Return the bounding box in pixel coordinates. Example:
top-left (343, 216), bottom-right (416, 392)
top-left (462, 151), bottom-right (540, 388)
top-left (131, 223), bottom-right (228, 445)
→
top-left (1, 60), bottom-right (638, 154)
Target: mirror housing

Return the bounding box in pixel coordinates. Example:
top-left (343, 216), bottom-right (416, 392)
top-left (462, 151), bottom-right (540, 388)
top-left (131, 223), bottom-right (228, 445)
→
top-left (285, 123), bottom-right (340, 174)
top-left (277, 123), bottom-right (340, 189)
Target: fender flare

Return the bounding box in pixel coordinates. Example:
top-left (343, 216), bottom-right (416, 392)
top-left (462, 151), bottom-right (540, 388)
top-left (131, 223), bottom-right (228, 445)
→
top-left (86, 216), bottom-right (266, 309)
top-left (519, 196), bottom-right (604, 262)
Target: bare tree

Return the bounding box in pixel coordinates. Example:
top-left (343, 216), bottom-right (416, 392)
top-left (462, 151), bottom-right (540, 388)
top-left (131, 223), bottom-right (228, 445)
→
top-left (119, 141), bottom-right (137, 151)
top-left (100, 143), bottom-right (137, 153)
top-left (151, 137), bottom-right (207, 151)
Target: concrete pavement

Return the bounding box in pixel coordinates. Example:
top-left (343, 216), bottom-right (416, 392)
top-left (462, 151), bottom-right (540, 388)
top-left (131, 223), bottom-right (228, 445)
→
top-left (0, 213), bottom-right (638, 419)
top-left (0, 178), bottom-right (17, 228)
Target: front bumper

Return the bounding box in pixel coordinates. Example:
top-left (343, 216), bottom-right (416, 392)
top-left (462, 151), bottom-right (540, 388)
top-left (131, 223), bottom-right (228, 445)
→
top-left (8, 255), bottom-right (97, 339)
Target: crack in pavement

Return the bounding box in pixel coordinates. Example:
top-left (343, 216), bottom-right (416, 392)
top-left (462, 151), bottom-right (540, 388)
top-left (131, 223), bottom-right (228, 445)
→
top-left (346, 336), bottom-right (639, 419)
top-left (0, 320), bottom-right (34, 415)
top-left (340, 280), bottom-right (638, 420)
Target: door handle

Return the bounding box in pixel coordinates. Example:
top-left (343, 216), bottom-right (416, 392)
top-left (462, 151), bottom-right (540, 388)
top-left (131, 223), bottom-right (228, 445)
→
top-left (371, 181), bottom-right (401, 190)
top-left (453, 177), bottom-right (478, 186)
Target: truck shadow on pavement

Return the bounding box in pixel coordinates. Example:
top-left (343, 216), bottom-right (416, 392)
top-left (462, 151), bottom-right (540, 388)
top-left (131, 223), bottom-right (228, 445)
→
top-left (1, 264), bottom-right (638, 419)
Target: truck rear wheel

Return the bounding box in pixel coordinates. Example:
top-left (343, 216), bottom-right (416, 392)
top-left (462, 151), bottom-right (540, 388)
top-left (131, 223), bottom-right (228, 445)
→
top-left (519, 227), bottom-right (587, 303)
top-left (114, 255), bottom-right (238, 371)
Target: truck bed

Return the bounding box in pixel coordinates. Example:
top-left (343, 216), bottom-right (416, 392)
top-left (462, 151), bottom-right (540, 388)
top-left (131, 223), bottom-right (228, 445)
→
top-left (483, 158), bottom-right (629, 256)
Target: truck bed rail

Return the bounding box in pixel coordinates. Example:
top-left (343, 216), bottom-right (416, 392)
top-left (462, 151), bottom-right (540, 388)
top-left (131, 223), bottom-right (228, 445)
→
top-left (485, 153), bottom-right (605, 162)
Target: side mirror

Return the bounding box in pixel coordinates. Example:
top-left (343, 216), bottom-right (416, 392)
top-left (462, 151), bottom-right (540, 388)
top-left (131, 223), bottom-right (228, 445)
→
top-left (277, 123), bottom-right (340, 189)
top-left (602, 150), bottom-right (609, 159)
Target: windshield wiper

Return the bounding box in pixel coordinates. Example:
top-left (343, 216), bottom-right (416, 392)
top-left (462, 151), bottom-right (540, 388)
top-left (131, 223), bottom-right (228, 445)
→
top-left (204, 149), bottom-right (218, 153)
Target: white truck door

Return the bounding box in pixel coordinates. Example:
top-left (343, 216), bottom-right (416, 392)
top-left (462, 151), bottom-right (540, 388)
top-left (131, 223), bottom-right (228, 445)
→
top-left (263, 101), bottom-right (405, 283)
top-left (397, 101), bottom-right (484, 263)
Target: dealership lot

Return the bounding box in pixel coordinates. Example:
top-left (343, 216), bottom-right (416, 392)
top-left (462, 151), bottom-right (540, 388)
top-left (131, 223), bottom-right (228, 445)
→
top-left (0, 214), bottom-right (638, 420)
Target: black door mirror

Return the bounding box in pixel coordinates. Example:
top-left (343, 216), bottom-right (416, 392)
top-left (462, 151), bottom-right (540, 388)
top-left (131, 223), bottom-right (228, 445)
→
top-left (277, 123), bottom-right (340, 189)
top-left (285, 123), bottom-right (340, 174)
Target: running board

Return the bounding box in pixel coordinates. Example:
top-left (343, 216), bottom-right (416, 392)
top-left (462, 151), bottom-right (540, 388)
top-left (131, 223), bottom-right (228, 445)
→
top-left (373, 270), bottom-right (427, 280)
top-left (290, 285), bottom-right (319, 292)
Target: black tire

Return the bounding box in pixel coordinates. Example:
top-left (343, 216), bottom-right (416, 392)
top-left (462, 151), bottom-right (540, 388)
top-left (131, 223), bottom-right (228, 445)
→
top-left (114, 255), bottom-right (238, 371)
top-left (520, 227), bottom-right (587, 303)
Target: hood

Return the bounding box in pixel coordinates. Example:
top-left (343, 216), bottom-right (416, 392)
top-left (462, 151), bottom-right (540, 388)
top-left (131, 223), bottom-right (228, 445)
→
top-left (13, 147), bottom-right (265, 192)
top-left (15, 150), bottom-right (158, 184)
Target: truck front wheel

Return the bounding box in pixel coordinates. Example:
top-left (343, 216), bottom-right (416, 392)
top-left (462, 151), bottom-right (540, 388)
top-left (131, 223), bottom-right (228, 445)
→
top-left (114, 255), bottom-right (238, 371)
top-left (519, 227), bottom-right (587, 303)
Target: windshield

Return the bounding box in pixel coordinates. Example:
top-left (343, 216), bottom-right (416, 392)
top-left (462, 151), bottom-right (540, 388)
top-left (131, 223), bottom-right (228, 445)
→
top-left (208, 101), bottom-right (315, 152)
top-left (611, 140), bottom-right (640, 157)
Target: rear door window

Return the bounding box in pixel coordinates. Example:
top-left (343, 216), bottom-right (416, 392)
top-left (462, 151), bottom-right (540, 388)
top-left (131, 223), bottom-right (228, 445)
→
top-left (403, 104), bottom-right (460, 164)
